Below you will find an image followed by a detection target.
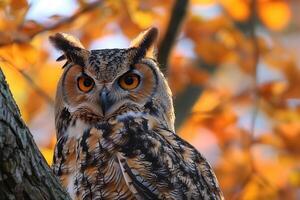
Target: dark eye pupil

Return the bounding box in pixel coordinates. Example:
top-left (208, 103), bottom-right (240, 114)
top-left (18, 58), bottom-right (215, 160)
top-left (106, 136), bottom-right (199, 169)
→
top-left (124, 76), bottom-right (134, 85)
top-left (83, 78), bottom-right (92, 87)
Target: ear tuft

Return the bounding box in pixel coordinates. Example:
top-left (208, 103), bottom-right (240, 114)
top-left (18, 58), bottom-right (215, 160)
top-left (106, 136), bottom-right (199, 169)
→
top-left (56, 54), bottom-right (66, 61)
top-left (49, 33), bottom-right (85, 52)
top-left (130, 27), bottom-right (158, 59)
top-left (49, 33), bottom-right (89, 67)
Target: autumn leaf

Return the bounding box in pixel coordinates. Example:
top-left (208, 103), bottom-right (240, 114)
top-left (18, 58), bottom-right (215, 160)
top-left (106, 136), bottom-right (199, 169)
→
top-left (258, 0), bottom-right (291, 31)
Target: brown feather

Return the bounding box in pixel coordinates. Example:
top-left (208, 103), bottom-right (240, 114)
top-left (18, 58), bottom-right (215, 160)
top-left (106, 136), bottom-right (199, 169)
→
top-left (130, 27), bottom-right (158, 60)
top-left (49, 33), bottom-right (89, 67)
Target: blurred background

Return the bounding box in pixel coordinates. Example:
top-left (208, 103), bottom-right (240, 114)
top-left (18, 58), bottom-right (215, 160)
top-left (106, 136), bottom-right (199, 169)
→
top-left (0, 0), bottom-right (300, 199)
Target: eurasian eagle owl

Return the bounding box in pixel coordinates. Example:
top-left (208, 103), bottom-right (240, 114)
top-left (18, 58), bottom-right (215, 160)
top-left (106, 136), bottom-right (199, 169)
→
top-left (50, 27), bottom-right (223, 200)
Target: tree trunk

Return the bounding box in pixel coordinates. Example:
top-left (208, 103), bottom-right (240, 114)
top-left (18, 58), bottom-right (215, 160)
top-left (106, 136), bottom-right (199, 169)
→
top-left (0, 68), bottom-right (71, 200)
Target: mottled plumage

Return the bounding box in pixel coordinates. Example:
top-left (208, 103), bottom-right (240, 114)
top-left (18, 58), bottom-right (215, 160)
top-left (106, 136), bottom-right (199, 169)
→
top-left (50, 28), bottom-right (224, 200)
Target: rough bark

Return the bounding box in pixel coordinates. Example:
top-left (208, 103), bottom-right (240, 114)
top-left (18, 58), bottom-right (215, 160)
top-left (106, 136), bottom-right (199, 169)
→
top-left (0, 68), bottom-right (71, 200)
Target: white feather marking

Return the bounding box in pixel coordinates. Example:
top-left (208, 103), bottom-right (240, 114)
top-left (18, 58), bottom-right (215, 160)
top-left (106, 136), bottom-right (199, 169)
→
top-left (117, 154), bottom-right (139, 195)
top-left (66, 119), bottom-right (90, 139)
top-left (67, 173), bottom-right (76, 199)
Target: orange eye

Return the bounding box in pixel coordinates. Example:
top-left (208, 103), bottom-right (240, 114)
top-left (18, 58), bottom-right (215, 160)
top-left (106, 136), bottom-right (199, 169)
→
top-left (119, 73), bottom-right (140, 90)
top-left (77, 75), bottom-right (94, 92)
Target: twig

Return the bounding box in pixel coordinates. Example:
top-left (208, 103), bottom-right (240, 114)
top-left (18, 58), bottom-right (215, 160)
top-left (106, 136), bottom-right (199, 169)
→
top-left (232, 1), bottom-right (263, 199)
top-left (156, 0), bottom-right (191, 128)
top-left (17, 69), bottom-right (55, 105)
top-left (0, 57), bottom-right (54, 105)
top-left (157, 0), bottom-right (189, 73)
top-left (0, 1), bottom-right (103, 47)
top-left (249, 0), bottom-right (260, 139)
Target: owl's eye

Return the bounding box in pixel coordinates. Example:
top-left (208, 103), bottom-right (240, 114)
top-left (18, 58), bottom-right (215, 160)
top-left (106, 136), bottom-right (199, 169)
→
top-left (77, 75), bottom-right (94, 92)
top-left (119, 73), bottom-right (140, 90)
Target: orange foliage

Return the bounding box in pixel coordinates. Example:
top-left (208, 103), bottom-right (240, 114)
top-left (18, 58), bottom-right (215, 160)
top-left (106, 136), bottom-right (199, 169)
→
top-left (258, 1), bottom-right (291, 31)
top-left (0, 0), bottom-right (299, 199)
top-left (220, 0), bottom-right (250, 21)
top-left (192, 0), bottom-right (217, 4)
top-left (219, 0), bottom-right (291, 31)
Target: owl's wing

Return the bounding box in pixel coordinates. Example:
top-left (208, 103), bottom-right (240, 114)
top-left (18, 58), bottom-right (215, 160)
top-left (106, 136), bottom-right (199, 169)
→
top-left (117, 155), bottom-right (161, 200)
top-left (117, 120), bottom-right (224, 200)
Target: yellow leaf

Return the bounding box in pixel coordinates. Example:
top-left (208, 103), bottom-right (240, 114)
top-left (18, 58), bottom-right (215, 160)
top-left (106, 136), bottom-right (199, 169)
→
top-left (0, 0), bottom-right (10, 8)
top-left (0, 43), bottom-right (38, 69)
top-left (12, 43), bottom-right (38, 65)
top-left (126, 0), bottom-right (154, 28)
top-left (0, 63), bottom-right (28, 105)
top-left (219, 0), bottom-right (250, 21)
top-left (242, 175), bottom-right (277, 200)
top-left (192, 0), bottom-right (216, 4)
top-left (192, 90), bottom-right (221, 113)
top-left (289, 170), bottom-right (300, 187)
top-left (37, 64), bottom-right (62, 96)
top-left (40, 147), bottom-right (54, 165)
top-left (10, 0), bottom-right (28, 10)
top-left (258, 1), bottom-right (291, 31)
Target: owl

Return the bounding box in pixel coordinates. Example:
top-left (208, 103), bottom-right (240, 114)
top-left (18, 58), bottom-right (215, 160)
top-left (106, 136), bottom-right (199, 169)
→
top-left (50, 27), bottom-right (224, 200)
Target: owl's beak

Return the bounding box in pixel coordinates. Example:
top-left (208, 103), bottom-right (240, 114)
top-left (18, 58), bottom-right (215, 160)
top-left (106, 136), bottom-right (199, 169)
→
top-left (100, 87), bottom-right (114, 116)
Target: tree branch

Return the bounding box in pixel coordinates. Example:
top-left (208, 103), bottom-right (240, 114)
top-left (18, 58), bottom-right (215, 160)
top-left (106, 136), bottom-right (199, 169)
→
top-left (233, 1), bottom-right (264, 198)
top-left (156, 0), bottom-right (191, 129)
top-left (173, 59), bottom-right (216, 129)
top-left (17, 68), bottom-right (55, 105)
top-left (0, 1), bottom-right (103, 47)
top-left (0, 57), bottom-right (54, 105)
top-left (0, 68), bottom-right (71, 199)
top-left (249, 0), bottom-right (260, 138)
top-left (174, 85), bottom-right (202, 128)
top-left (157, 0), bottom-right (189, 73)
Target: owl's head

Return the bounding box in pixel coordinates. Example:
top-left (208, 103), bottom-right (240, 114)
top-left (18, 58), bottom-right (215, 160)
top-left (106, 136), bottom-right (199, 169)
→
top-left (50, 28), bottom-right (175, 132)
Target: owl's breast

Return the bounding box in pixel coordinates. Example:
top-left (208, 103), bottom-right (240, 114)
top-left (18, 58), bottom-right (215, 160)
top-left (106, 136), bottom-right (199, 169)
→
top-left (52, 120), bottom-right (135, 200)
top-left (66, 119), bottom-right (91, 139)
